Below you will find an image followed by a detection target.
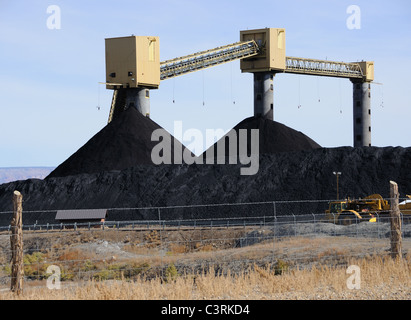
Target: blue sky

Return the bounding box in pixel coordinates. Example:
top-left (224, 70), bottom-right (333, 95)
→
top-left (0, 0), bottom-right (410, 167)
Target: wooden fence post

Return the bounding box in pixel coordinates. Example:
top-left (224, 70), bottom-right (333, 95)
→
top-left (389, 181), bottom-right (402, 260)
top-left (10, 190), bottom-right (24, 295)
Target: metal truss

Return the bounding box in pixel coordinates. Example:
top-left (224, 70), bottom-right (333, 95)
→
top-left (285, 56), bottom-right (363, 79)
top-left (160, 40), bottom-right (259, 80)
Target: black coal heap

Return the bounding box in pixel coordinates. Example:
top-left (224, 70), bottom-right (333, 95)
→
top-left (47, 107), bottom-right (189, 178)
top-left (0, 108), bottom-right (410, 225)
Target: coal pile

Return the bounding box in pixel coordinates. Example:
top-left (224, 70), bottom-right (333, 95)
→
top-left (0, 146), bottom-right (410, 226)
top-left (47, 107), bottom-right (190, 178)
top-left (0, 107), bottom-right (410, 226)
top-left (241, 115), bottom-right (321, 153)
top-left (48, 110), bottom-right (320, 179)
top-left (202, 115), bottom-right (321, 161)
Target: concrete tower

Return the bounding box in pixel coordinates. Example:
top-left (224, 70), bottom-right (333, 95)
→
top-left (240, 28), bottom-right (286, 121)
top-left (351, 61), bottom-right (374, 147)
top-left (352, 80), bottom-right (371, 147)
top-left (253, 72), bottom-right (274, 120)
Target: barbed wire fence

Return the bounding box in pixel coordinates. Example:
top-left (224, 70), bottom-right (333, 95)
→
top-left (0, 197), bottom-right (410, 292)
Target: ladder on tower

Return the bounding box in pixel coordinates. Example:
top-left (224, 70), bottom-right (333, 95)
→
top-left (108, 88), bottom-right (127, 123)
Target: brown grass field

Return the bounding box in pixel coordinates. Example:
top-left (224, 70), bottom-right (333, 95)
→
top-left (0, 225), bottom-right (410, 300)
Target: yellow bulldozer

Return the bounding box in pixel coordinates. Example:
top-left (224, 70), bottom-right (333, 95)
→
top-left (325, 194), bottom-right (411, 225)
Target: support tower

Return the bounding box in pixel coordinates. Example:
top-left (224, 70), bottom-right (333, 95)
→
top-left (240, 28), bottom-right (286, 121)
top-left (350, 61), bottom-right (374, 147)
top-left (104, 29), bottom-right (374, 147)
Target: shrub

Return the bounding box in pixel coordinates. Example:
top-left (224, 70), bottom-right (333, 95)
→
top-left (92, 262), bottom-right (151, 281)
top-left (23, 252), bottom-right (49, 280)
top-left (82, 260), bottom-right (98, 272)
top-left (169, 243), bottom-right (187, 254)
top-left (274, 259), bottom-right (290, 275)
top-left (165, 263), bottom-right (178, 282)
top-left (143, 230), bottom-right (162, 248)
top-left (125, 262), bottom-right (150, 278)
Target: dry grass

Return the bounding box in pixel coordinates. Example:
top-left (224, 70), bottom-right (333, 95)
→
top-left (1, 226), bottom-right (411, 300)
top-left (1, 255), bottom-right (410, 300)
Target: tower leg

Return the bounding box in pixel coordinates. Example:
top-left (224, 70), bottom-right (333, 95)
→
top-left (351, 80), bottom-right (371, 147)
top-left (125, 87), bottom-right (151, 117)
top-left (253, 72), bottom-right (274, 120)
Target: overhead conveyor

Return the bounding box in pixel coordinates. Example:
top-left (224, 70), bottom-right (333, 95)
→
top-left (285, 57), bottom-right (363, 79)
top-left (104, 28), bottom-right (374, 147)
top-left (160, 40), bottom-right (259, 80)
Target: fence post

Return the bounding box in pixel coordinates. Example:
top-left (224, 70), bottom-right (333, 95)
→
top-left (312, 213), bottom-right (316, 234)
top-left (272, 216), bottom-right (277, 260)
top-left (389, 181), bottom-right (402, 259)
top-left (292, 213), bottom-right (296, 236)
top-left (375, 212), bottom-right (381, 239)
top-left (10, 190), bottom-right (24, 295)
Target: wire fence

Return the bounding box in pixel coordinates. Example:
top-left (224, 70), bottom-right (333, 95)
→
top-left (0, 201), bottom-right (410, 291)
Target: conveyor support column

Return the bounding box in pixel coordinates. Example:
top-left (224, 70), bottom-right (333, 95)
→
top-left (253, 72), bottom-right (274, 120)
top-left (125, 88), bottom-right (151, 117)
top-left (351, 80), bottom-right (372, 147)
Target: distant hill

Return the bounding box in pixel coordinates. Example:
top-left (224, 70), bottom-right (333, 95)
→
top-left (0, 167), bottom-right (55, 184)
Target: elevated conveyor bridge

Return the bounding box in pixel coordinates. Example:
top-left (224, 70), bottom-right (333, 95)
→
top-left (160, 40), bottom-right (259, 80)
top-left (105, 28), bottom-right (374, 147)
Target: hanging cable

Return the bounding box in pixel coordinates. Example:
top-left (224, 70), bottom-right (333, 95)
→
top-left (339, 79), bottom-right (343, 114)
top-left (96, 82), bottom-right (101, 111)
top-left (172, 77), bottom-right (176, 104)
top-left (230, 62), bottom-right (235, 105)
top-left (317, 77), bottom-right (321, 103)
top-left (371, 82), bottom-right (384, 108)
top-left (202, 70), bottom-right (205, 106)
top-left (298, 76), bottom-right (301, 109)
